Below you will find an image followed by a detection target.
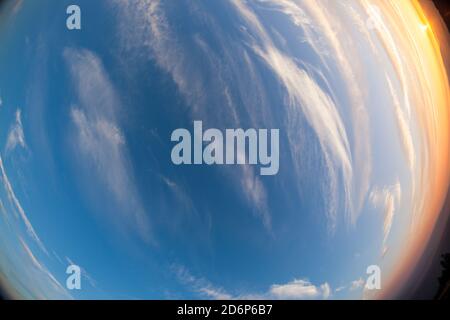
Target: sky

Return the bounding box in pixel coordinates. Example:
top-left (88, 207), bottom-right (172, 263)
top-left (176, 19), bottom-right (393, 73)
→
top-left (0, 0), bottom-right (449, 300)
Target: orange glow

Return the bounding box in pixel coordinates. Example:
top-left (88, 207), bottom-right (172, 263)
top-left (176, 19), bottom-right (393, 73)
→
top-left (371, 0), bottom-right (450, 298)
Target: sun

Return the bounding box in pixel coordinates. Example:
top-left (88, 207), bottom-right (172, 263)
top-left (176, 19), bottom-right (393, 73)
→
top-left (419, 23), bottom-right (429, 32)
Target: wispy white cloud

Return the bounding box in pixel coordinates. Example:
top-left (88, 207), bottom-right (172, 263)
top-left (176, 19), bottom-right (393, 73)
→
top-left (110, 1), bottom-right (427, 241)
top-left (18, 237), bottom-right (71, 299)
top-left (20, 239), bottom-right (61, 290)
top-left (112, 0), bottom-right (272, 231)
top-left (113, 0), bottom-right (204, 112)
top-left (172, 264), bottom-right (232, 300)
top-left (161, 176), bottom-right (194, 211)
top-left (350, 277), bottom-right (365, 291)
top-left (114, 0), bottom-right (356, 232)
top-left (0, 156), bottom-right (47, 254)
top-left (297, 1), bottom-right (373, 222)
top-left (335, 285), bottom-right (346, 292)
top-left (321, 282), bottom-right (332, 299)
top-left (370, 182), bottom-right (401, 255)
top-left (386, 76), bottom-right (415, 172)
top-left (64, 48), bottom-right (152, 243)
top-left (254, 0), bottom-right (373, 226)
top-left (5, 109), bottom-right (26, 153)
top-left (332, 277), bottom-right (365, 294)
top-left (230, 0), bottom-right (353, 231)
top-left (65, 257), bottom-right (98, 289)
top-left (240, 163), bottom-right (271, 230)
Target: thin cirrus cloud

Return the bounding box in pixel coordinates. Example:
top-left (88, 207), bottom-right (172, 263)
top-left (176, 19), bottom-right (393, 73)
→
top-left (5, 109), bottom-right (26, 153)
top-left (346, 0), bottom-right (450, 297)
top-left (333, 277), bottom-right (366, 294)
top-left (0, 105), bottom-right (55, 298)
top-left (385, 76), bottom-right (415, 173)
top-left (65, 257), bottom-right (98, 289)
top-left (111, 0), bottom-right (369, 233)
top-left (112, 0), bottom-right (272, 231)
top-left (369, 182), bottom-right (402, 256)
top-left (0, 156), bottom-right (47, 255)
top-left (253, 0), bottom-right (374, 227)
top-left (18, 237), bottom-right (71, 299)
top-left (63, 48), bottom-right (152, 244)
top-left (172, 264), bottom-right (233, 300)
top-left (349, 277), bottom-right (365, 291)
top-left (109, 3), bottom-right (450, 299)
top-left (229, 0), bottom-right (355, 231)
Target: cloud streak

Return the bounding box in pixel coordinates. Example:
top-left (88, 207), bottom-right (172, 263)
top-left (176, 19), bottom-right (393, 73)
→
top-left (172, 264), bottom-right (232, 300)
top-left (64, 48), bottom-right (152, 243)
top-left (5, 109), bottom-right (26, 153)
top-left (112, 0), bottom-right (368, 232)
top-left (17, 238), bottom-right (71, 299)
top-left (370, 182), bottom-right (402, 255)
top-left (112, 0), bottom-right (273, 231)
top-left (0, 156), bottom-right (47, 254)
top-left (229, 0), bottom-right (357, 231)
